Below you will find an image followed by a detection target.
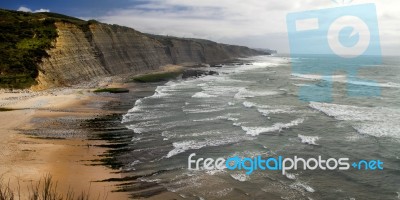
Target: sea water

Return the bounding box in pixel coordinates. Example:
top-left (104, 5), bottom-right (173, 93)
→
top-left (121, 55), bottom-right (400, 199)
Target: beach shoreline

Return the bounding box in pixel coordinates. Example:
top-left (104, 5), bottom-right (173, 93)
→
top-left (0, 84), bottom-right (132, 199)
top-left (0, 64), bottom-right (207, 199)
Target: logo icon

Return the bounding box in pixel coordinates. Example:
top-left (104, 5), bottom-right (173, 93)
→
top-left (287, 4), bottom-right (382, 102)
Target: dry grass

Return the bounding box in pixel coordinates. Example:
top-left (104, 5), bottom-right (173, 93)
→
top-left (0, 174), bottom-right (108, 200)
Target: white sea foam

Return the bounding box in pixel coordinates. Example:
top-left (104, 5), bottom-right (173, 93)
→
top-left (130, 160), bottom-right (141, 166)
top-left (227, 117), bottom-right (238, 121)
top-left (226, 62), bottom-right (273, 73)
top-left (230, 173), bottom-right (250, 182)
top-left (127, 120), bottom-right (190, 134)
top-left (310, 102), bottom-right (400, 139)
top-left (166, 140), bottom-right (208, 158)
top-left (233, 122), bottom-right (242, 127)
top-left (193, 116), bottom-right (227, 122)
top-left (131, 137), bottom-right (142, 141)
top-left (291, 73), bottom-right (345, 81)
top-left (292, 83), bottom-right (311, 87)
top-left (193, 114), bottom-right (238, 122)
top-left (292, 73), bottom-right (400, 88)
top-left (123, 104), bottom-right (173, 122)
top-left (285, 173), bottom-right (297, 180)
top-left (234, 88), bottom-right (279, 99)
top-left (166, 136), bottom-right (245, 158)
top-left (205, 168), bottom-right (226, 175)
top-left (192, 92), bottom-right (216, 98)
top-left (257, 108), bottom-right (294, 116)
top-left (152, 86), bottom-right (171, 98)
top-left (126, 126), bottom-right (146, 134)
top-left (241, 118), bottom-right (304, 136)
top-left (202, 85), bottom-right (240, 95)
top-left (162, 130), bottom-right (220, 140)
top-left (242, 101), bottom-right (269, 109)
top-left (243, 101), bottom-right (255, 108)
top-left (298, 134), bottom-right (320, 145)
top-left (290, 181), bottom-right (315, 193)
top-left (183, 107), bottom-right (225, 114)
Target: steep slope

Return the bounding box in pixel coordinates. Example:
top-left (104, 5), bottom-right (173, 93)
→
top-left (36, 21), bottom-right (265, 89)
top-left (0, 9), bottom-right (266, 89)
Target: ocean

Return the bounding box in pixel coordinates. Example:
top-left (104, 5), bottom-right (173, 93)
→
top-left (121, 55), bottom-right (400, 199)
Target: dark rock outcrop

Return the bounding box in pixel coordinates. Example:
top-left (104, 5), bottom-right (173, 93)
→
top-left (181, 69), bottom-right (219, 79)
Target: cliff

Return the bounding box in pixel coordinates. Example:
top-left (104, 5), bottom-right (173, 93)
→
top-left (0, 9), bottom-right (266, 89)
top-left (35, 22), bottom-right (265, 89)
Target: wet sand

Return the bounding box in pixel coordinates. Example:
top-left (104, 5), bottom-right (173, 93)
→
top-left (0, 65), bottom-right (203, 199)
top-left (0, 88), bottom-right (129, 199)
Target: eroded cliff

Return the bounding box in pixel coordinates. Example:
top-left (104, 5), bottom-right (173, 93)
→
top-left (35, 21), bottom-right (265, 89)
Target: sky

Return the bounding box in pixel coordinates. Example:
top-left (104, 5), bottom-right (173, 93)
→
top-left (1, 0), bottom-right (399, 55)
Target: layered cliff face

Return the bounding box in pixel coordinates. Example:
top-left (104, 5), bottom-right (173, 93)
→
top-left (35, 22), bottom-right (264, 89)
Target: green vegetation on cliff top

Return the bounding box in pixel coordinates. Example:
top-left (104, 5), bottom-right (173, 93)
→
top-left (0, 9), bottom-right (98, 88)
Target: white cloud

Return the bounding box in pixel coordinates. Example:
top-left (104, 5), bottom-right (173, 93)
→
top-left (34, 8), bottom-right (50, 13)
top-left (17, 6), bottom-right (32, 12)
top-left (17, 6), bottom-right (50, 13)
top-left (96, 0), bottom-right (399, 55)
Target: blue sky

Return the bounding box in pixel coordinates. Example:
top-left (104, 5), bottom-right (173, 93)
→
top-left (1, 0), bottom-right (399, 55)
top-left (0, 0), bottom-right (141, 17)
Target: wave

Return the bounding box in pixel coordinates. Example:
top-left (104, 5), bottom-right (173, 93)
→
top-left (227, 102), bottom-right (235, 106)
top-left (131, 136), bottom-right (142, 141)
top-left (230, 173), bottom-right (250, 182)
top-left (183, 107), bottom-right (225, 114)
top-left (166, 136), bottom-right (244, 158)
top-left (192, 92), bottom-right (216, 98)
top-left (292, 73), bottom-right (400, 88)
top-left (310, 102), bottom-right (400, 139)
top-left (257, 108), bottom-right (294, 116)
top-left (285, 173), bottom-right (297, 180)
top-left (123, 109), bottom-right (174, 121)
top-left (152, 85), bottom-right (172, 98)
top-left (241, 118), bottom-right (304, 136)
top-left (291, 73), bottom-right (345, 81)
top-left (162, 130), bottom-right (219, 140)
top-left (298, 134), bottom-right (319, 145)
top-left (193, 113), bottom-right (239, 122)
top-left (234, 88), bottom-right (279, 99)
top-left (243, 101), bottom-right (256, 108)
top-left (290, 181), bottom-right (315, 193)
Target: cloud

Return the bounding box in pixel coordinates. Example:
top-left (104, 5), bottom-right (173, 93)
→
top-left (99, 0), bottom-right (292, 40)
top-left (17, 6), bottom-right (32, 12)
top-left (17, 6), bottom-right (50, 13)
top-left (34, 8), bottom-right (50, 13)
top-left (94, 0), bottom-right (399, 55)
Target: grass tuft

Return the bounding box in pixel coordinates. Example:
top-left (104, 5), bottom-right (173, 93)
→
top-left (0, 174), bottom-right (106, 200)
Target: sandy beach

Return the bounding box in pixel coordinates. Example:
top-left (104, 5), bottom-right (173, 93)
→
top-left (0, 86), bottom-right (130, 199)
top-left (0, 65), bottom-right (189, 199)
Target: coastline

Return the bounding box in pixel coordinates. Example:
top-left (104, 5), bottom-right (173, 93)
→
top-left (0, 64), bottom-right (207, 199)
top-left (0, 86), bottom-right (130, 199)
